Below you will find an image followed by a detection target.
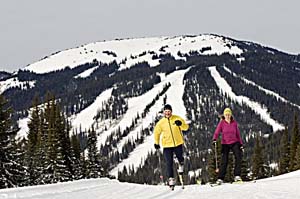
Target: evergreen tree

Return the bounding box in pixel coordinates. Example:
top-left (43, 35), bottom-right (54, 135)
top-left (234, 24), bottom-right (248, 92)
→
top-left (26, 96), bottom-right (41, 185)
top-left (240, 158), bottom-right (248, 181)
top-left (54, 105), bottom-right (73, 182)
top-left (86, 128), bottom-right (102, 178)
top-left (71, 134), bottom-right (84, 180)
top-left (35, 108), bottom-right (48, 184)
top-left (9, 137), bottom-right (28, 187)
top-left (43, 96), bottom-right (59, 183)
top-left (279, 128), bottom-right (290, 174)
top-left (295, 145), bottom-right (300, 170)
top-left (289, 114), bottom-right (300, 171)
top-left (251, 136), bottom-right (265, 179)
top-left (0, 95), bottom-right (26, 188)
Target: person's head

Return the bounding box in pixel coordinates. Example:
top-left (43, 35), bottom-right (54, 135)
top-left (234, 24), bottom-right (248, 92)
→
top-left (223, 107), bottom-right (232, 120)
top-left (163, 104), bottom-right (172, 118)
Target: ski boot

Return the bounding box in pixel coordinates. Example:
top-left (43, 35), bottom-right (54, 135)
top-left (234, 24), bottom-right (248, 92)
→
top-left (168, 177), bottom-right (176, 190)
top-left (216, 179), bottom-right (223, 185)
top-left (177, 164), bottom-right (184, 174)
top-left (177, 163), bottom-right (184, 189)
top-left (233, 176), bottom-right (243, 184)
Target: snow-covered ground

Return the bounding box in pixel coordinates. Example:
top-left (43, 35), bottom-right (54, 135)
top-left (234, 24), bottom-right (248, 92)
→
top-left (1, 170), bottom-right (300, 199)
top-left (24, 35), bottom-right (243, 74)
top-left (0, 77), bottom-right (35, 94)
top-left (71, 88), bottom-right (113, 131)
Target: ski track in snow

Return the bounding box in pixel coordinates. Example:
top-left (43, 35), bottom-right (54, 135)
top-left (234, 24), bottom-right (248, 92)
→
top-left (0, 170), bottom-right (300, 199)
top-left (208, 66), bottom-right (284, 132)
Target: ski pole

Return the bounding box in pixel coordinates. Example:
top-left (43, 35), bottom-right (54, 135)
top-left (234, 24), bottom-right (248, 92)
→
top-left (214, 142), bottom-right (219, 173)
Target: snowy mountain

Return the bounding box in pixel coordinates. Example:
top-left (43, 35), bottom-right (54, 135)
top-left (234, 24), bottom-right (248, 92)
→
top-left (24, 35), bottom-right (242, 74)
top-left (0, 170), bottom-right (300, 199)
top-left (1, 34), bottom-right (300, 184)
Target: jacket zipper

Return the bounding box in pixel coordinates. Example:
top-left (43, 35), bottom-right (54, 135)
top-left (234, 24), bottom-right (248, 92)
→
top-left (168, 118), bottom-right (176, 147)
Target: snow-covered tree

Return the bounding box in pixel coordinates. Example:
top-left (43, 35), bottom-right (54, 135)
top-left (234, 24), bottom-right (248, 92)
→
top-left (0, 95), bottom-right (26, 188)
top-left (86, 128), bottom-right (102, 178)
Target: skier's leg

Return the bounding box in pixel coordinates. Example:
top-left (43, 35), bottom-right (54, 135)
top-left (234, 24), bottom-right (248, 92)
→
top-left (232, 142), bottom-right (242, 177)
top-left (163, 147), bottom-right (174, 178)
top-left (174, 145), bottom-right (184, 163)
top-left (218, 144), bottom-right (230, 180)
top-left (174, 144), bottom-right (184, 173)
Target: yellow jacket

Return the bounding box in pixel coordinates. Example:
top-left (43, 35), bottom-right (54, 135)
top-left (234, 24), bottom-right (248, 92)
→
top-left (154, 115), bottom-right (189, 148)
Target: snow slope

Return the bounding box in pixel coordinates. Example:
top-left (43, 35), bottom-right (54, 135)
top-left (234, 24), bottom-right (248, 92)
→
top-left (223, 66), bottom-right (300, 110)
top-left (1, 170), bottom-right (299, 199)
top-left (24, 35), bottom-right (243, 74)
top-left (208, 66), bottom-right (284, 132)
top-left (0, 77), bottom-right (35, 94)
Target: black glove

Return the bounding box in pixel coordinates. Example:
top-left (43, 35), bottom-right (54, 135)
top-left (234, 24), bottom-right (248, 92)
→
top-left (154, 144), bottom-right (160, 150)
top-left (174, 120), bottom-right (182, 126)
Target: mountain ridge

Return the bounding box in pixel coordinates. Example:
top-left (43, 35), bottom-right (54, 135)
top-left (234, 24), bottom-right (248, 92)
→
top-left (23, 34), bottom-right (243, 74)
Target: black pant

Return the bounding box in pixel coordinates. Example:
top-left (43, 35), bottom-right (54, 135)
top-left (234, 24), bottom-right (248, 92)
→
top-left (163, 145), bottom-right (184, 178)
top-left (218, 142), bottom-right (242, 180)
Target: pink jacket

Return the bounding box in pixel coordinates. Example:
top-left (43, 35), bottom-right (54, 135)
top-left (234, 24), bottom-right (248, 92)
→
top-left (213, 119), bottom-right (243, 145)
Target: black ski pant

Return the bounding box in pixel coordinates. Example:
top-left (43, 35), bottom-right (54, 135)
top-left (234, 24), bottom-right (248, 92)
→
top-left (218, 142), bottom-right (242, 180)
top-left (163, 144), bottom-right (184, 178)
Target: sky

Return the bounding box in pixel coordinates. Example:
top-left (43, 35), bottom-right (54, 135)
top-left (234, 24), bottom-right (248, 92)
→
top-left (0, 170), bottom-right (300, 198)
top-left (0, 0), bottom-right (300, 72)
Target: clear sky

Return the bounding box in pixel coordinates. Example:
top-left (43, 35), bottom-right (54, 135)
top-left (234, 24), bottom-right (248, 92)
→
top-left (1, 0), bottom-right (299, 72)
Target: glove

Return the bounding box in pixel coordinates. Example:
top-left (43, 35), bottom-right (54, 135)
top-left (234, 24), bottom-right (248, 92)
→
top-left (154, 144), bottom-right (160, 150)
top-left (240, 145), bottom-right (244, 153)
top-left (174, 120), bottom-right (182, 126)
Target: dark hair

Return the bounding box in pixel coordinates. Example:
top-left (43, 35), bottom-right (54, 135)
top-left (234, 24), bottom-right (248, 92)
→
top-left (163, 104), bottom-right (172, 111)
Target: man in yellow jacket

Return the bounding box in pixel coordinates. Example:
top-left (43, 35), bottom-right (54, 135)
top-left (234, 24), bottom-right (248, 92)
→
top-left (154, 104), bottom-right (189, 186)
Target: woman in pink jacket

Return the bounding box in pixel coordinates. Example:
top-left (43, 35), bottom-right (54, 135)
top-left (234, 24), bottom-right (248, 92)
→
top-left (213, 108), bottom-right (243, 184)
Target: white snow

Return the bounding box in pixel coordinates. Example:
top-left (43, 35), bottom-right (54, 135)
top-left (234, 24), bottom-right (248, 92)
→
top-left (223, 66), bottom-right (300, 109)
top-left (0, 77), bottom-right (35, 94)
top-left (74, 66), bottom-right (99, 78)
top-left (0, 170), bottom-right (300, 199)
top-left (208, 66), bottom-right (284, 132)
top-left (24, 35), bottom-right (243, 74)
top-left (71, 88), bottom-right (113, 131)
top-left (16, 117), bottom-right (30, 139)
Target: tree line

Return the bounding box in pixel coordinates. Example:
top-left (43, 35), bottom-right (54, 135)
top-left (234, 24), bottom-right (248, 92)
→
top-left (0, 93), bottom-right (108, 189)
